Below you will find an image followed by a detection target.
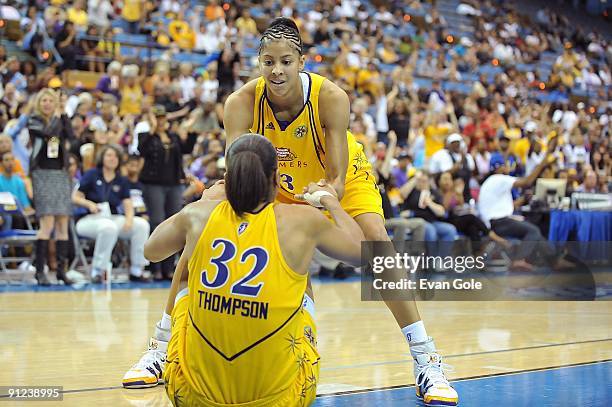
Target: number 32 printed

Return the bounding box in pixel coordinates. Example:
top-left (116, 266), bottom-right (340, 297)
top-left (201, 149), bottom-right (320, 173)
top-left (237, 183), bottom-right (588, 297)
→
top-left (201, 239), bottom-right (269, 297)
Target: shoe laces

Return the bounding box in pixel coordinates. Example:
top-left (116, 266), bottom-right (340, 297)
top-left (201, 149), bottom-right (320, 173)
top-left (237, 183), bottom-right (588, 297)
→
top-left (416, 354), bottom-right (454, 388)
top-left (131, 349), bottom-right (165, 370)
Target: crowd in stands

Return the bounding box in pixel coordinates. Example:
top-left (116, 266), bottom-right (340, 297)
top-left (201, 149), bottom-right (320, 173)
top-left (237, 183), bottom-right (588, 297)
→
top-left (0, 0), bottom-right (610, 283)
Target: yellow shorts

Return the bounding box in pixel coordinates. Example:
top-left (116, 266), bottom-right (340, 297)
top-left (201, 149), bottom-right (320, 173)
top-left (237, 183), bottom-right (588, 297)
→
top-left (275, 150), bottom-right (383, 220)
top-left (165, 296), bottom-right (320, 407)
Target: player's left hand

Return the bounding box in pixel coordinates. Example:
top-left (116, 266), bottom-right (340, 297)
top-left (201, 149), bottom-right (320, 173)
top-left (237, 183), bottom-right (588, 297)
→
top-left (201, 179), bottom-right (226, 201)
top-left (295, 179), bottom-right (339, 207)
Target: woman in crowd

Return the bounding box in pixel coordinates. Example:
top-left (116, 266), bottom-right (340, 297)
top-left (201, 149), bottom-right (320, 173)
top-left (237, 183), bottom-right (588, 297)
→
top-left (138, 105), bottom-right (194, 280)
top-left (437, 171), bottom-right (508, 253)
top-left (27, 88), bottom-right (74, 285)
top-left (72, 144), bottom-right (150, 283)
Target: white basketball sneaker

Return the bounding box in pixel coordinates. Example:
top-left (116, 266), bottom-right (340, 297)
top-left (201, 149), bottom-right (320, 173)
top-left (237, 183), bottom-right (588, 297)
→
top-left (122, 337), bottom-right (168, 389)
top-left (411, 338), bottom-right (458, 406)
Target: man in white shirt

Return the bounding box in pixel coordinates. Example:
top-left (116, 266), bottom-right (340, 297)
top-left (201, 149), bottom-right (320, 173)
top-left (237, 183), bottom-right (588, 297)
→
top-left (478, 141), bottom-right (572, 271)
top-left (429, 133), bottom-right (475, 200)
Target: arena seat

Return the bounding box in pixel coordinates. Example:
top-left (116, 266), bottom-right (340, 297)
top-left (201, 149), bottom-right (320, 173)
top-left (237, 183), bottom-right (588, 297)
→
top-left (64, 70), bottom-right (104, 90)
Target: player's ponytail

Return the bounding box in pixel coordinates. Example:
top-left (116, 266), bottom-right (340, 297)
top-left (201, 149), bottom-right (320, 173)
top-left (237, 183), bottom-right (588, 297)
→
top-left (225, 134), bottom-right (278, 217)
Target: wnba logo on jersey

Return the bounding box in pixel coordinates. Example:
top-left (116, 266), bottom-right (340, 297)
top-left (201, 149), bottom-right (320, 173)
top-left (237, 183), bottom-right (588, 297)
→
top-left (238, 222), bottom-right (248, 235)
top-left (294, 125), bottom-right (308, 139)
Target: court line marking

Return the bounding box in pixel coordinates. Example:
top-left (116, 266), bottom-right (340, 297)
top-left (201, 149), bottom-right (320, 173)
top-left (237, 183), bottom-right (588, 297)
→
top-left (316, 359), bottom-right (612, 398)
top-left (321, 337), bottom-right (612, 370)
top-left (2, 359), bottom-right (608, 399)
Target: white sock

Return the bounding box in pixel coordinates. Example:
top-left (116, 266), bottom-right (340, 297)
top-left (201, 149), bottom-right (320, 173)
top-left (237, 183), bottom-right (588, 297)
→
top-left (401, 321), bottom-right (428, 345)
top-left (153, 313), bottom-right (172, 342)
top-left (160, 312), bottom-right (172, 330)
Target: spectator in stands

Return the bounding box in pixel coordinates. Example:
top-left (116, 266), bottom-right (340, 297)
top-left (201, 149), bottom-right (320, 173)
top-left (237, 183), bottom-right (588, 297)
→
top-left (67, 0), bottom-right (88, 31)
top-left (55, 21), bottom-right (78, 74)
top-left (72, 144), bottom-right (150, 283)
top-left (429, 133), bottom-right (475, 201)
top-left (216, 41), bottom-right (241, 94)
top-left (79, 25), bottom-right (104, 72)
top-left (491, 133), bottom-right (521, 177)
top-left (194, 23), bottom-right (221, 54)
top-left (478, 136), bottom-right (572, 271)
top-left (27, 88), bottom-right (74, 286)
top-left (169, 13), bottom-right (196, 50)
top-left (119, 65), bottom-right (143, 116)
top-left (472, 137), bottom-right (491, 182)
top-left (88, 0), bottom-right (114, 29)
top-left (400, 171), bottom-right (458, 257)
top-left (0, 151), bottom-right (34, 218)
top-left (138, 105), bottom-right (189, 280)
top-left (437, 171), bottom-right (507, 253)
top-left (235, 9), bottom-right (258, 38)
top-left (391, 152), bottom-right (413, 188)
top-left (576, 169), bottom-right (602, 193)
top-left (80, 116), bottom-right (110, 170)
top-left (0, 135), bottom-right (27, 180)
top-left (97, 27), bottom-right (120, 61)
top-left (122, 0), bottom-right (144, 34)
top-left (124, 155), bottom-right (147, 219)
top-left (1, 57), bottom-right (27, 94)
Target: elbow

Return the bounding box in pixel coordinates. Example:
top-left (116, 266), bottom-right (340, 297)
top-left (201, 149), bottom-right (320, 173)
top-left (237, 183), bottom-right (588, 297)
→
top-left (144, 241), bottom-right (164, 263)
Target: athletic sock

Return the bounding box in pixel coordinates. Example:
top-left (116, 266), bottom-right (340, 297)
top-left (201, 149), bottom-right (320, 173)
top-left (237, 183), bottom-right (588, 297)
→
top-left (401, 320), bottom-right (428, 346)
top-left (154, 313), bottom-right (172, 342)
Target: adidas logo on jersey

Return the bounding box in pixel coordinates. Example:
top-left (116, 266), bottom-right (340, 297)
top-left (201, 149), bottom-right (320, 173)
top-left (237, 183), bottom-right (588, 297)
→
top-left (265, 122), bottom-right (275, 130)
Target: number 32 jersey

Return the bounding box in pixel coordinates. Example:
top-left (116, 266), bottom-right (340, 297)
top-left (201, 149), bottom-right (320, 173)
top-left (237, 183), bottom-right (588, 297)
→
top-left (184, 201), bottom-right (309, 403)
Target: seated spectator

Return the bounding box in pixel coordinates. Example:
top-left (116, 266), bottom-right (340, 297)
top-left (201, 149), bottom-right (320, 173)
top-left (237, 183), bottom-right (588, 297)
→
top-left (72, 145), bottom-right (150, 283)
top-left (429, 133), bottom-right (475, 202)
top-left (472, 138), bottom-right (491, 182)
top-left (478, 137), bottom-right (573, 271)
top-left (124, 155), bottom-right (148, 219)
top-left (80, 116), bottom-right (110, 171)
top-left (0, 151), bottom-right (34, 230)
top-left (95, 60), bottom-right (122, 97)
top-left (400, 171), bottom-right (458, 258)
top-left (576, 169), bottom-right (604, 193)
top-left (375, 131), bottom-right (427, 250)
top-left (0, 135), bottom-right (27, 180)
top-left (391, 152), bottom-right (413, 188)
top-left (169, 14), bottom-right (196, 50)
top-left (437, 171), bottom-right (507, 253)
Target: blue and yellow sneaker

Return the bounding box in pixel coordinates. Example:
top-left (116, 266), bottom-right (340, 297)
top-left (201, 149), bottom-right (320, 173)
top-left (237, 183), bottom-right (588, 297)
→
top-left (122, 337), bottom-right (168, 389)
top-left (411, 338), bottom-right (458, 406)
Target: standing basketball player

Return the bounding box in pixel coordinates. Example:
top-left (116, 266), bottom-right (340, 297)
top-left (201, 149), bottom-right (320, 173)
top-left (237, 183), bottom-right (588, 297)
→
top-left (149, 134), bottom-right (362, 405)
top-left (124, 18), bottom-right (457, 406)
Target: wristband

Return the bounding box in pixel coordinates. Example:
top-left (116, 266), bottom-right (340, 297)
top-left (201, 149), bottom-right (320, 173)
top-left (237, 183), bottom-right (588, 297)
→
top-left (303, 190), bottom-right (335, 208)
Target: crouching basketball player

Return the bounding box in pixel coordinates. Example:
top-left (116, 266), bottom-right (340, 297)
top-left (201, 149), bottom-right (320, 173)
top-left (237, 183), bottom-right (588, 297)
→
top-left (144, 134), bottom-right (363, 406)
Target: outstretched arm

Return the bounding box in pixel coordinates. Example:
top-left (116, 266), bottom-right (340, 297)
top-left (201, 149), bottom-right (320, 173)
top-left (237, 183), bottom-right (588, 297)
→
top-left (319, 81), bottom-right (350, 200)
top-left (223, 79), bottom-right (257, 151)
top-left (298, 180), bottom-right (364, 266)
top-left (144, 211), bottom-right (188, 262)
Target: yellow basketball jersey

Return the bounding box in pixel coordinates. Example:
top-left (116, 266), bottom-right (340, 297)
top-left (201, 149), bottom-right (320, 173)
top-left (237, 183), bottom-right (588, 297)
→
top-left (251, 72), bottom-right (368, 204)
top-left (183, 201), bottom-right (309, 404)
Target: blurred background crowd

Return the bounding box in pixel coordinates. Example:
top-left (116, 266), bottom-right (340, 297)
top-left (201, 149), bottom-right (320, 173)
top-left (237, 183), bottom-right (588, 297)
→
top-left (0, 0), bottom-right (610, 283)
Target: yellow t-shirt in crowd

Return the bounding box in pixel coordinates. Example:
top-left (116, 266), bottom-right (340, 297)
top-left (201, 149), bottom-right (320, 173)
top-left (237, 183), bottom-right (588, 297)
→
top-left (120, 84), bottom-right (143, 116)
top-left (122, 0), bottom-right (142, 22)
top-left (424, 124), bottom-right (452, 158)
top-left (169, 20), bottom-right (195, 50)
top-left (67, 8), bottom-right (88, 29)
